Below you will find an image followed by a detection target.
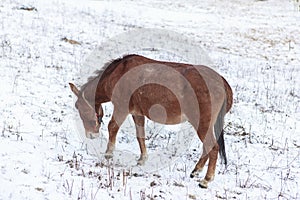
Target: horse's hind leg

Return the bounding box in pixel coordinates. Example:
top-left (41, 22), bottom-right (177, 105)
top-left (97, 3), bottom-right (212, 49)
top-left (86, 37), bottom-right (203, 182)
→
top-left (190, 146), bottom-right (209, 178)
top-left (132, 115), bottom-right (148, 165)
top-left (191, 127), bottom-right (218, 188)
top-left (199, 143), bottom-right (219, 188)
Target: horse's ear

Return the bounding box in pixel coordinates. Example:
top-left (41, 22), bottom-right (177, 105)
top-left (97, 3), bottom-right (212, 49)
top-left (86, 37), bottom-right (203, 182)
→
top-left (69, 83), bottom-right (80, 97)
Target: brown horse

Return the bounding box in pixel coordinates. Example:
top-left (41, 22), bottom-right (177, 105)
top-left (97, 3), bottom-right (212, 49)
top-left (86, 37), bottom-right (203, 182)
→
top-left (69, 54), bottom-right (233, 188)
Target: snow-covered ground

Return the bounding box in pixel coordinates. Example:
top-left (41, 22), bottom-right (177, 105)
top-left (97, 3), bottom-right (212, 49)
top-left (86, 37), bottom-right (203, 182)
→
top-left (0, 0), bottom-right (299, 199)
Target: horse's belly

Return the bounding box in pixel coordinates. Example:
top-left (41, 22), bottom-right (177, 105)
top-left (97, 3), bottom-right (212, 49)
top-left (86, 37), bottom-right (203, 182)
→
top-left (131, 102), bottom-right (187, 125)
top-left (129, 84), bottom-right (190, 125)
top-left (147, 113), bottom-right (186, 125)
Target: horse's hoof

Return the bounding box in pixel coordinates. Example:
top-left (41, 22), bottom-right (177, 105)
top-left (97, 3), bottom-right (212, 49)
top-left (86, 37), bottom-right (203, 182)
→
top-left (190, 166), bottom-right (204, 178)
top-left (190, 172), bottom-right (199, 178)
top-left (198, 179), bottom-right (208, 189)
top-left (104, 153), bottom-right (113, 160)
top-left (137, 160), bottom-right (145, 166)
top-left (137, 155), bottom-right (148, 166)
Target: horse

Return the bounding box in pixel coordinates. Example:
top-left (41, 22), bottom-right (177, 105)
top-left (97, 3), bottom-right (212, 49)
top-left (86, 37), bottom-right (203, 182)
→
top-left (69, 54), bottom-right (233, 188)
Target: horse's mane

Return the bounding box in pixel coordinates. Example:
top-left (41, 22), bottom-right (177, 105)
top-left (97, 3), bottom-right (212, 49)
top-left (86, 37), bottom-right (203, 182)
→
top-left (81, 54), bottom-right (137, 90)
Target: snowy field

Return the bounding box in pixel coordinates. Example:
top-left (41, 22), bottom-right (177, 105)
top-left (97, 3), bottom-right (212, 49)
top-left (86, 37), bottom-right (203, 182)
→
top-left (0, 0), bottom-right (299, 199)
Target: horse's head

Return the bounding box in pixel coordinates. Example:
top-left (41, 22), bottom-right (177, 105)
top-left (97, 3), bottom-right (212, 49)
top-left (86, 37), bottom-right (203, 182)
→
top-left (69, 83), bottom-right (103, 139)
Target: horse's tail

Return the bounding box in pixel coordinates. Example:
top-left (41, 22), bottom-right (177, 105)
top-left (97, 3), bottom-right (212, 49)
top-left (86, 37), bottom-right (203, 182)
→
top-left (222, 77), bottom-right (233, 113)
top-left (214, 97), bottom-right (228, 166)
top-left (214, 77), bottom-right (232, 166)
top-left (217, 131), bottom-right (227, 166)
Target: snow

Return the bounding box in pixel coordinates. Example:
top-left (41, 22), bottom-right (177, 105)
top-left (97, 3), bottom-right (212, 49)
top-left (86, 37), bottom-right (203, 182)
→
top-left (0, 0), bottom-right (299, 199)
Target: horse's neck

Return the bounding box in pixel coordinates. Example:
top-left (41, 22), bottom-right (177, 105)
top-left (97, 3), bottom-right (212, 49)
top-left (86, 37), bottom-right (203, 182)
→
top-left (96, 87), bottom-right (110, 103)
top-left (84, 78), bottom-right (110, 104)
top-left (97, 65), bottom-right (120, 102)
top-left (86, 58), bottom-right (123, 103)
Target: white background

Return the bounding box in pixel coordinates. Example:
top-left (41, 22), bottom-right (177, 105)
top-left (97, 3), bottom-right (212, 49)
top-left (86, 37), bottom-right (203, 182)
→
top-left (0, 0), bottom-right (299, 199)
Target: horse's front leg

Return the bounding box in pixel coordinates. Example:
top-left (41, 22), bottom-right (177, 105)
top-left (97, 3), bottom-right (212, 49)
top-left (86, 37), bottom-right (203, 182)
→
top-left (132, 115), bottom-right (148, 165)
top-left (105, 117), bottom-right (120, 159)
